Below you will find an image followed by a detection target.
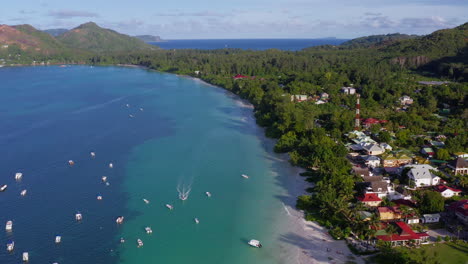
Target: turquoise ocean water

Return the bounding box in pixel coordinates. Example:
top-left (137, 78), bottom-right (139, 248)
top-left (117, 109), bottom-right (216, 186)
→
top-left (0, 66), bottom-right (297, 264)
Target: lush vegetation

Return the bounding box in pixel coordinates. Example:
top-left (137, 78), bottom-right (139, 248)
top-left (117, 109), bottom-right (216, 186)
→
top-left (57, 22), bottom-right (156, 53)
top-left (340, 33), bottom-right (419, 49)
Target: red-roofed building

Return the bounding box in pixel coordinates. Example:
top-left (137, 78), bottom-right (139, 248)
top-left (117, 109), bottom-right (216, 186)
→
top-left (233, 74), bottom-right (248, 80)
top-left (357, 193), bottom-right (382, 207)
top-left (434, 185), bottom-right (462, 198)
top-left (362, 118), bottom-right (388, 128)
top-left (376, 221), bottom-right (429, 246)
top-left (447, 200), bottom-right (468, 226)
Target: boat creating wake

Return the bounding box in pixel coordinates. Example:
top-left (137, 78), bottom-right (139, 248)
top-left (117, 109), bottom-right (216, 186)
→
top-left (177, 182), bottom-right (192, 201)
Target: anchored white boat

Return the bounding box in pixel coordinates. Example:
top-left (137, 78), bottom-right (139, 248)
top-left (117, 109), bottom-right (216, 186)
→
top-left (75, 213), bottom-right (82, 221)
top-left (194, 218), bottom-right (200, 224)
top-left (139, 108), bottom-right (144, 111)
top-left (97, 195), bottom-right (103, 200)
top-left (55, 235), bottom-right (61, 243)
top-left (68, 160), bottom-right (75, 166)
top-left (129, 114), bottom-right (134, 118)
top-left (102, 176), bottom-right (107, 182)
top-left (120, 237), bottom-right (125, 243)
top-left (90, 152), bottom-right (96, 158)
top-left (20, 190), bottom-right (27, 196)
top-left (248, 239), bottom-right (262, 248)
top-left (116, 216), bottom-right (124, 224)
top-left (143, 198), bottom-right (150, 204)
top-left (22, 251), bottom-right (29, 262)
top-left (165, 204), bottom-right (173, 210)
top-left (137, 239), bottom-right (143, 247)
top-left (105, 182), bottom-right (110, 186)
top-left (109, 163), bottom-right (113, 169)
top-left (126, 104), bottom-right (130, 108)
top-left (15, 173), bottom-right (23, 180)
top-left (205, 191), bottom-right (212, 197)
top-left (145, 227), bottom-right (152, 234)
top-left (5, 220), bottom-right (13, 231)
top-left (1, 184), bottom-right (7, 191)
top-left (7, 241), bottom-right (14, 252)
top-left (241, 174), bottom-right (249, 179)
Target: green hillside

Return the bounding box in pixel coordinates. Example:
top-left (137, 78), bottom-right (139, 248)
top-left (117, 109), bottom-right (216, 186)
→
top-left (57, 22), bottom-right (156, 53)
top-left (341, 33), bottom-right (419, 49)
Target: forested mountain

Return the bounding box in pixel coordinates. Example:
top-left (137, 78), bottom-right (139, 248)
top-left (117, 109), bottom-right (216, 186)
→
top-left (340, 33), bottom-right (419, 49)
top-left (57, 22), bottom-right (156, 53)
top-left (43, 28), bottom-right (69, 37)
top-left (0, 24), bottom-right (67, 54)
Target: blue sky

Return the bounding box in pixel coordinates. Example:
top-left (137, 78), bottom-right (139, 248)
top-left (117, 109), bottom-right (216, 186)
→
top-left (1, 0), bottom-right (466, 39)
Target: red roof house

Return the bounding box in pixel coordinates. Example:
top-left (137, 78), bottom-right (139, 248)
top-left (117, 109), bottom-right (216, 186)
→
top-left (376, 221), bottom-right (429, 246)
top-left (362, 118), bottom-right (388, 128)
top-left (434, 185), bottom-right (462, 198)
top-left (233, 74), bottom-right (248, 80)
top-left (357, 193), bottom-right (382, 207)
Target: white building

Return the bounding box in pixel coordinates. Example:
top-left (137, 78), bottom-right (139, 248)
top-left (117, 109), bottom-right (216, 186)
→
top-left (363, 155), bottom-right (381, 168)
top-left (399, 95), bottom-right (414, 105)
top-left (341, 86), bottom-right (356, 95)
top-left (362, 143), bottom-right (385, 155)
top-left (405, 164), bottom-right (440, 187)
top-left (422, 214), bottom-right (440, 223)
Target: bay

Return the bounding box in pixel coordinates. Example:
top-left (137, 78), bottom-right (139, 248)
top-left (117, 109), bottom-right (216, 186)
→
top-left (150, 38), bottom-right (348, 51)
top-left (0, 66), bottom-right (298, 264)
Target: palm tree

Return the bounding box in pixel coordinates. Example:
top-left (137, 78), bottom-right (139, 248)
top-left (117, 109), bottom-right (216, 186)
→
top-left (456, 225), bottom-right (463, 240)
top-left (399, 205), bottom-right (412, 223)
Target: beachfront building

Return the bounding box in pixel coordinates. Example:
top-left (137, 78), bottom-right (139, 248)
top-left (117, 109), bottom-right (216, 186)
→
top-left (448, 157), bottom-right (468, 175)
top-left (357, 193), bottom-right (382, 207)
top-left (376, 222), bottom-right (429, 246)
top-left (405, 164), bottom-right (440, 187)
top-left (434, 185), bottom-right (462, 198)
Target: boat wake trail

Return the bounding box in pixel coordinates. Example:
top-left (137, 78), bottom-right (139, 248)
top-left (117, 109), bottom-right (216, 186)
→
top-left (177, 180), bottom-right (192, 201)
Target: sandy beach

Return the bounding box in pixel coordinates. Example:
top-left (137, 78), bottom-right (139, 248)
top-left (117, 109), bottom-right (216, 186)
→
top-left (271, 161), bottom-right (366, 264)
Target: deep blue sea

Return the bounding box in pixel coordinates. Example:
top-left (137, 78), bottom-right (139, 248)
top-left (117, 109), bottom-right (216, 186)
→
top-left (149, 39), bottom-right (348, 51)
top-left (0, 65), bottom-right (299, 264)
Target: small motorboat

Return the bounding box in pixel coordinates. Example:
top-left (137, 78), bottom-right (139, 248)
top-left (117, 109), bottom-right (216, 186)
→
top-left (15, 172), bottom-right (23, 180)
top-left (143, 198), bottom-right (150, 204)
top-left (105, 182), bottom-right (110, 186)
top-left (20, 190), bottom-right (27, 196)
top-left (139, 108), bottom-right (144, 111)
top-left (194, 218), bottom-right (200, 224)
top-left (7, 241), bottom-right (14, 252)
top-left (1, 184), bottom-right (7, 192)
top-left (75, 213), bottom-right (82, 221)
top-left (5, 220), bottom-right (13, 231)
top-left (116, 216), bottom-right (124, 224)
top-left (68, 160), bottom-right (75, 166)
top-left (109, 163), bottom-right (113, 169)
top-left (97, 195), bottom-right (103, 200)
top-left (205, 191), bottom-right (212, 197)
top-left (129, 114), bottom-right (134, 118)
top-left (120, 237), bottom-right (125, 243)
top-left (165, 204), bottom-right (173, 210)
top-left (241, 174), bottom-right (249, 179)
top-left (145, 227), bottom-right (152, 234)
top-left (102, 176), bottom-right (107, 182)
top-left (55, 235), bottom-right (61, 244)
top-left (126, 104), bottom-right (130, 108)
top-left (22, 251), bottom-right (29, 262)
top-left (90, 152), bottom-right (96, 158)
top-left (137, 239), bottom-right (143, 247)
top-left (248, 239), bottom-right (262, 248)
